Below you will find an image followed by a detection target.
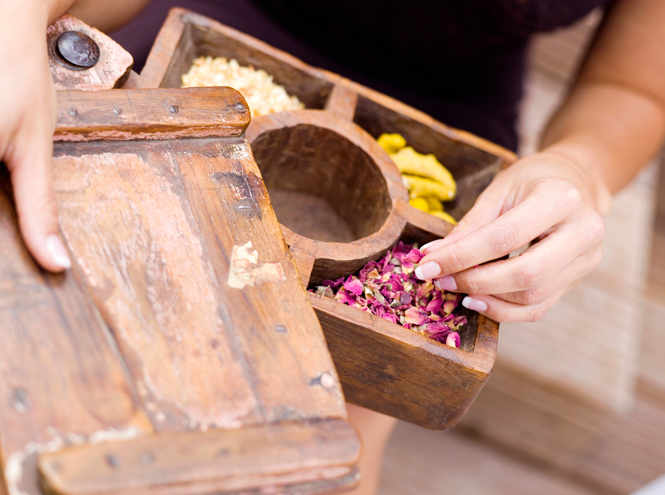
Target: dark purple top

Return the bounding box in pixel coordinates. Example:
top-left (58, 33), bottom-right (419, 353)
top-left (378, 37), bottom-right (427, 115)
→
top-left (112, 0), bottom-right (609, 151)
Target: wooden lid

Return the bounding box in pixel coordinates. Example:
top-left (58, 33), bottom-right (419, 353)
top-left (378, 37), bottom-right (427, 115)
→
top-left (0, 28), bottom-right (359, 494)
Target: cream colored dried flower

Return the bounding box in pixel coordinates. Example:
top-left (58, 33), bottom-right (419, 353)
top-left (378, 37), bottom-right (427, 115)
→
top-left (181, 56), bottom-right (305, 117)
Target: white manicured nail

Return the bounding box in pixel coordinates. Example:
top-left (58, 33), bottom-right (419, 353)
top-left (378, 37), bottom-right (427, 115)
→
top-left (415, 261), bottom-right (442, 280)
top-left (462, 296), bottom-right (487, 312)
top-left (46, 234), bottom-right (71, 269)
top-left (420, 240), bottom-right (442, 252)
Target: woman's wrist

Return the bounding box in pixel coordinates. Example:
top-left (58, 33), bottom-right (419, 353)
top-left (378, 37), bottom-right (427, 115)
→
top-left (538, 142), bottom-right (613, 216)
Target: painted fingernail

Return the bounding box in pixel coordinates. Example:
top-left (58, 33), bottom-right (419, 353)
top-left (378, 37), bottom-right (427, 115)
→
top-left (462, 296), bottom-right (487, 312)
top-left (434, 275), bottom-right (457, 291)
top-left (46, 234), bottom-right (71, 270)
top-left (420, 239), bottom-right (442, 253)
top-left (415, 261), bottom-right (442, 280)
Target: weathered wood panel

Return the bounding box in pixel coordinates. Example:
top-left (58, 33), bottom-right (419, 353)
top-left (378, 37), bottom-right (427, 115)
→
top-left (1, 85), bottom-right (357, 494)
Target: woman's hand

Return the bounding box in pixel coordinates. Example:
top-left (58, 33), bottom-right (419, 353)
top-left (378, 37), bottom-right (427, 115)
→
top-left (415, 151), bottom-right (610, 323)
top-left (0, 1), bottom-right (71, 271)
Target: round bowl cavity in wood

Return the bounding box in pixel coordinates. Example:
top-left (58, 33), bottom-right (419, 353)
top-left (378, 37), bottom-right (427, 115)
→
top-left (247, 110), bottom-right (409, 282)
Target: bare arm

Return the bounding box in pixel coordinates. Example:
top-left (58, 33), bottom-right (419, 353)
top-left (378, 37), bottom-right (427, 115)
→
top-left (418, 0), bottom-right (665, 322)
top-left (543, 0), bottom-right (665, 196)
top-left (0, 0), bottom-right (151, 272)
top-left (66, 0), bottom-right (153, 32)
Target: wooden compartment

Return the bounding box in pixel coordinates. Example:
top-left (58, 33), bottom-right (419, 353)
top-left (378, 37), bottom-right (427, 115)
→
top-left (140, 10), bottom-right (333, 110)
top-left (250, 118), bottom-right (392, 243)
top-left (139, 8), bottom-right (516, 430)
top-left (352, 93), bottom-right (508, 220)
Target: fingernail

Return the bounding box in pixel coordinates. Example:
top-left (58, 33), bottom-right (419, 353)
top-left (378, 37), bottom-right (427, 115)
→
top-left (415, 261), bottom-right (442, 280)
top-left (46, 234), bottom-right (72, 269)
top-left (434, 275), bottom-right (457, 291)
top-left (462, 296), bottom-right (487, 312)
top-left (420, 239), bottom-right (442, 253)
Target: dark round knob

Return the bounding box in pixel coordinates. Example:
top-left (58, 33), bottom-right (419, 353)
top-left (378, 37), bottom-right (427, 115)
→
top-left (56, 31), bottom-right (100, 69)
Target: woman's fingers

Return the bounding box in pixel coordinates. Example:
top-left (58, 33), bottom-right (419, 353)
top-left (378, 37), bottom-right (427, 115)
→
top-left (420, 178), bottom-right (506, 255)
top-left (1, 43), bottom-right (69, 273)
top-left (416, 151), bottom-right (611, 323)
top-left (433, 216), bottom-right (605, 296)
top-left (461, 285), bottom-right (575, 323)
top-left (6, 121), bottom-right (70, 272)
top-left (416, 180), bottom-right (580, 281)
top-left (493, 245), bottom-right (603, 305)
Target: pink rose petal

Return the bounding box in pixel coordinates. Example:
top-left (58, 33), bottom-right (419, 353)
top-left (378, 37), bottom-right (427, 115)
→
top-left (405, 307), bottom-right (429, 325)
top-left (343, 276), bottom-right (364, 296)
top-left (446, 332), bottom-right (461, 348)
top-left (405, 248), bottom-right (424, 263)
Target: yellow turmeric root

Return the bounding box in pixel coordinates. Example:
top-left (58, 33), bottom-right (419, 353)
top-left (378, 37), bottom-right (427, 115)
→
top-left (430, 211), bottom-right (457, 224)
top-left (389, 147), bottom-right (456, 200)
top-left (402, 174), bottom-right (453, 202)
top-left (378, 133), bottom-right (458, 225)
top-left (425, 196), bottom-right (443, 212)
top-left (377, 133), bottom-right (407, 154)
top-left (409, 197), bottom-right (430, 212)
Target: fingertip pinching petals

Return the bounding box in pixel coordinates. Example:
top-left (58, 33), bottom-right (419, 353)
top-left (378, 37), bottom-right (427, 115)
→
top-left (420, 239), bottom-right (442, 253)
top-left (462, 296), bottom-right (487, 312)
top-left (415, 261), bottom-right (442, 280)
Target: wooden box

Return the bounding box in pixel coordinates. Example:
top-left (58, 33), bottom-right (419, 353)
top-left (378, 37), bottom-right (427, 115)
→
top-left (138, 9), bottom-right (516, 430)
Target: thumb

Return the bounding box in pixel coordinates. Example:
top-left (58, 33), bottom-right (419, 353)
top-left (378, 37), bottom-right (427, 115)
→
top-left (6, 129), bottom-right (71, 272)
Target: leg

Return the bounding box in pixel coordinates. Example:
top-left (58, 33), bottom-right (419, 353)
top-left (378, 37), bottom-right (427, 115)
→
top-left (346, 403), bottom-right (398, 495)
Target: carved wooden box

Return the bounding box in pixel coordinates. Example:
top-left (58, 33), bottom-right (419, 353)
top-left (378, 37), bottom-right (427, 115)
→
top-left (138, 8), bottom-right (516, 430)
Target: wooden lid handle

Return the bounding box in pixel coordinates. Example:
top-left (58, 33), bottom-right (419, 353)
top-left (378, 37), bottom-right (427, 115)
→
top-left (55, 87), bottom-right (251, 142)
top-left (39, 420), bottom-right (360, 495)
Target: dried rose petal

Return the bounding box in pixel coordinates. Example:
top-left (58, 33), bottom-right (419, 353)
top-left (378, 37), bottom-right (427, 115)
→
top-left (405, 249), bottom-right (424, 263)
top-left (343, 276), bottom-right (363, 296)
top-left (310, 242), bottom-right (470, 348)
top-left (375, 305), bottom-right (398, 323)
top-left (426, 295), bottom-right (443, 314)
top-left (442, 299), bottom-right (457, 314)
top-left (399, 292), bottom-right (413, 306)
top-left (446, 332), bottom-right (461, 348)
top-left (453, 315), bottom-right (468, 327)
top-left (405, 307), bottom-right (429, 325)
top-left (359, 261), bottom-right (381, 282)
top-left (425, 320), bottom-right (451, 333)
top-left (315, 286), bottom-right (335, 298)
top-left (335, 287), bottom-right (357, 305)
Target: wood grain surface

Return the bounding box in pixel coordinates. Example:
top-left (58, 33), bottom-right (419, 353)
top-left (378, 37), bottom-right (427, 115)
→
top-left (55, 87), bottom-right (250, 142)
top-left (0, 171), bottom-right (152, 495)
top-left (38, 420), bottom-right (360, 495)
top-left (0, 85), bottom-right (359, 494)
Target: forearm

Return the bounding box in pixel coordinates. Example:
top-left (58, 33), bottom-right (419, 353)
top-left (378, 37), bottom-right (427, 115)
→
top-left (540, 0), bottom-right (665, 214)
top-left (541, 81), bottom-right (665, 213)
top-left (68, 0), bottom-right (152, 32)
top-left (0, 0), bottom-right (152, 32)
